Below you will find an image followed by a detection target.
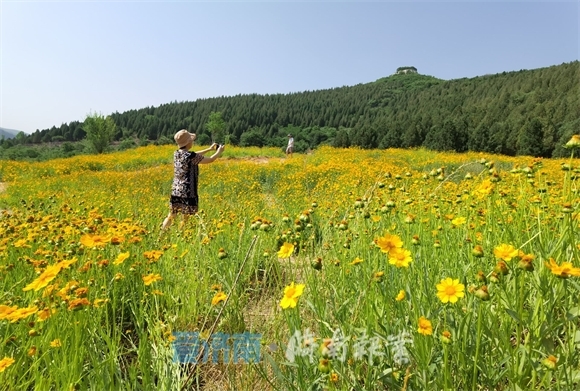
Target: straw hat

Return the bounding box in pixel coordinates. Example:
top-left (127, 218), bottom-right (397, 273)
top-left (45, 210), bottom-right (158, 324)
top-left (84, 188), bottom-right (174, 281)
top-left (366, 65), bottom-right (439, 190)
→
top-left (174, 129), bottom-right (196, 148)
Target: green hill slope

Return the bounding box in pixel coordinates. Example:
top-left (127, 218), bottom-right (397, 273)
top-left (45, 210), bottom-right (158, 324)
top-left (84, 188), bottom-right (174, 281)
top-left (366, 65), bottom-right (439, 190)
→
top-left (8, 61), bottom-right (580, 158)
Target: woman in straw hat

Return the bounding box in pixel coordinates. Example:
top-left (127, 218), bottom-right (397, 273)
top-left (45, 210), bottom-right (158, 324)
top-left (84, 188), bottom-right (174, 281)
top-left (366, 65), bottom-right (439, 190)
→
top-left (162, 129), bottom-right (224, 230)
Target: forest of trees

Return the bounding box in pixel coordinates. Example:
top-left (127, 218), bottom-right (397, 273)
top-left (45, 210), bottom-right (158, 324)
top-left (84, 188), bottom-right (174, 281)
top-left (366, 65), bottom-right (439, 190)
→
top-left (2, 61), bottom-right (578, 159)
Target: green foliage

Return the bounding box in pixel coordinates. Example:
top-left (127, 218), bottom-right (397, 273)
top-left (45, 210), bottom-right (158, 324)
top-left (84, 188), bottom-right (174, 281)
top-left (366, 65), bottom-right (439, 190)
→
top-left (240, 127), bottom-right (266, 147)
top-left (206, 111), bottom-right (227, 144)
top-left (83, 112), bottom-right (117, 154)
top-left (6, 61), bottom-right (580, 159)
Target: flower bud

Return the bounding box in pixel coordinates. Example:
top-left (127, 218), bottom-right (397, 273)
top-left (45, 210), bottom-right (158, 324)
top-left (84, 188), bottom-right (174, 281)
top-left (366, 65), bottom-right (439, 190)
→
top-left (472, 245), bottom-right (484, 258)
top-left (474, 285), bottom-right (490, 301)
top-left (311, 257), bottom-right (322, 271)
top-left (542, 355), bottom-right (558, 370)
top-left (494, 261), bottom-right (510, 275)
top-left (318, 358), bottom-right (331, 373)
top-left (517, 257), bottom-right (534, 272)
top-left (440, 330), bottom-right (452, 344)
top-left (489, 272), bottom-right (500, 283)
top-left (475, 270), bottom-right (487, 283)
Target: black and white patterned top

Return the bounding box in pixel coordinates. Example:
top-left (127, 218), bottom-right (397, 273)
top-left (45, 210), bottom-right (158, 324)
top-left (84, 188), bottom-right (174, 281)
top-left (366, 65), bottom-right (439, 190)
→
top-left (171, 150), bottom-right (205, 199)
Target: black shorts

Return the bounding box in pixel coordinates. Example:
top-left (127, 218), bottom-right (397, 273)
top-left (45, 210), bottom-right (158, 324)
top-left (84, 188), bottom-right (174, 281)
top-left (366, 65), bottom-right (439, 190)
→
top-left (169, 196), bottom-right (198, 215)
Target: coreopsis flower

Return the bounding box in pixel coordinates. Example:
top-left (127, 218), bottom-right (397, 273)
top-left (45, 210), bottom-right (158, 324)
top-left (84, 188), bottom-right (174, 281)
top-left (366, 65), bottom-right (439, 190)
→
top-left (277, 243), bottom-right (295, 259)
top-left (211, 291), bottom-right (227, 306)
top-left (564, 134), bottom-right (580, 149)
top-left (395, 290), bottom-right (406, 301)
top-left (113, 252), bottom-right (130, 265)
top-left (494, 244), bottom-right (519, 261)
top-left (0, 357), bottom-right (15, 373)
top-left (37, 308), bottom-right (54, 321)
top-left (436, 278), bottom-right (465, 304)
top-left (473, 179), bottom-right (494, 199)
top-left (50, 339), bottom-right (61, 348)
top-left (80, 234), bottom-right (111, 248)
top-left (14, 239), bottom-right (30, 248)
top-left (417, 316), bottom-right (433, 336)
top-left (279, 282), bottom-right (305, 309)
top-left (545, 258), bottom-right (580, 278)
top-left (451, 217), bottom-right (466, 227)
top-left (388, 248), bottom-right (413, 268)
top-left (142, 273), bottom-right (163, 286)
top-left (374, 233), bottom-right (403, 254)
top-left (441, 330), bottom-right (452, 344)
top-left (143, 250), bottom-right (164, 261)
top-left (5, 306), bottom-right (38, 323)
top-left (22, 264), bottom-right (63, 292)
top-left (0, 305), bottom-right (17, 321)
top-left (56, 258), bottom-right (77, 270)
top-left (350, 257), bottom-right (364, 266)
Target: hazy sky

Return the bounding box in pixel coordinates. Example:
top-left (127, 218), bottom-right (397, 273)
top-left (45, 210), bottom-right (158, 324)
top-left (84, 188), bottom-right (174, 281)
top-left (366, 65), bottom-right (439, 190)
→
top-left (1, 0), bottom-right (578, 134)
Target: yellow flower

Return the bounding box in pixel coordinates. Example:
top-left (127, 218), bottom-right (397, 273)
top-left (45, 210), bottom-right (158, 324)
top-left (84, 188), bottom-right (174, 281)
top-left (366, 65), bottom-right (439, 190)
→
top-left (374, 233), bottom-right (403, 254)
top-left (0, 357), bottom-right (15, 373)
top-left (37, 308), bottom-right (55, 321)
top-left (473, 179), bottom-right (494, 199)
top-left (395, 290), bottom-right (406, 301)
top-left (142, 273), bottom-right (163, 286)
top-left (211, 291), bottom-right (228, 306)
top-left (143, 250), bottom-right (164, 261)
top-left (113, 252), bottom-right (130, 265)
top-left (22, 264), bottom-right (63, 292)
top-left (388, 248), bottom-right (412, 268)
top-left (0, 305), bottom-right (18, 320)
top-left (350, 257), bottom-right (364, 266)
top-left (545, 258), bottom-right (580, 278)
top-left (451, 217), bottom-right (466, 227)
top-left (418, 316), bottom-right (433, 335)
top-left (50, 339), bottom-right (61, 348)
top-left (493, 244), bottom-right (519, 261)
top-left (279, 282), bottom-right (305, 309)
top-left (277, 242), bottom-right (295, 259)
top-left (13, 239), bottom-right (30, 248)
top-left (80, 234), bottom-right (111, 248)
top-left (56, 258), bottom-right (77, 269)
top-left (436, 278), bottom-right (465, 304)
top-left (5, 306), bottom-right (38, 323)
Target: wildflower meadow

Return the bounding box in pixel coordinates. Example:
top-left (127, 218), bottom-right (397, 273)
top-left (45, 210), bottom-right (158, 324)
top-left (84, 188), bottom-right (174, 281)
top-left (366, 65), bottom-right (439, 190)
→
top-left (0, 143), bottom-right (579, 390)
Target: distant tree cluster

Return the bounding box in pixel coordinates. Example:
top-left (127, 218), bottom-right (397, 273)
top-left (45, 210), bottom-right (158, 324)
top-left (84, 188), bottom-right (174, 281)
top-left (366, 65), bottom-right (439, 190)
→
top-left (2, 61), bottom-right (578, 159)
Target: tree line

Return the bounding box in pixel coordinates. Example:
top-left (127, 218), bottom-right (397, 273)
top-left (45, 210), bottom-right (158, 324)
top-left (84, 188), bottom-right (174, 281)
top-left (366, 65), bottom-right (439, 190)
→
top-left (2, 61), bottom-right (578, 159)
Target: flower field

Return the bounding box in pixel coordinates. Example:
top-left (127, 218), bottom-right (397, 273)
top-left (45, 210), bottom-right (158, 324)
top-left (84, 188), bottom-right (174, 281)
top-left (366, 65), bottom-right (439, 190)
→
top-left (0, 144), bottom-right (579, 390)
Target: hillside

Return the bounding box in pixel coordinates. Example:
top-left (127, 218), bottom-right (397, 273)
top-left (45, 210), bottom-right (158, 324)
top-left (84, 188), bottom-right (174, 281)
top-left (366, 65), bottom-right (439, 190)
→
top-left (0, 127), bottom-right (22, 139)
top-left (4, 61), bottom-right (580, 158)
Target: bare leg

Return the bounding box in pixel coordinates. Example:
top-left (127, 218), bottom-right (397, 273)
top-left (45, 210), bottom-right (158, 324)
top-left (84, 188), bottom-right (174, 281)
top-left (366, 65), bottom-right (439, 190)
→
top-left (162, 212), bottom-right (175, 230)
